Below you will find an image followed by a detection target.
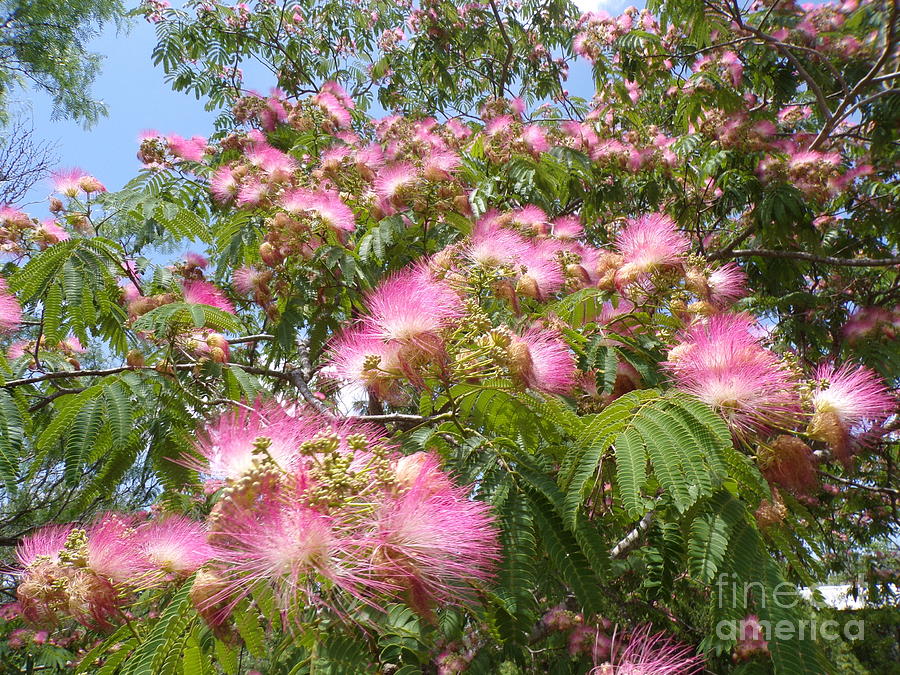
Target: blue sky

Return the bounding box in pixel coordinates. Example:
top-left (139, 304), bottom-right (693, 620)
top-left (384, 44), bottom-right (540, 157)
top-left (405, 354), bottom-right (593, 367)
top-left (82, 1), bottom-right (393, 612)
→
top-left (22, 19), bottom-right (217, 209)
top-left (20, 0), bottom-right (624, 211)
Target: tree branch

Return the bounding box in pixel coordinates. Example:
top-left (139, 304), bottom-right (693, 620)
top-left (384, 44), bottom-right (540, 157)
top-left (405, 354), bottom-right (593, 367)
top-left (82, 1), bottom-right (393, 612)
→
top-left (809, 0), bottom-right (899, 149)
top-left (488, 0), bottom-right (514, 98)
top-left (819, 471), bottom-right (900, 496)
top-left (721, 249), bottom-right (900, 267)
top-left (610, 512), bottom-right (653, 559)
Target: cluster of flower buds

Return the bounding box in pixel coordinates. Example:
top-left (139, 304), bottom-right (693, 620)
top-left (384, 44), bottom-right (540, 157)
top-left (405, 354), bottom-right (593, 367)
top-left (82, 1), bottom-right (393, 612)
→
top-left (664, 313), bottom-right (895, 471)
top-left (137, 131), bottom-right (210, 168)
top-left (574, 7), bottom-right (663, 61)
top-left (695, 109), bottom-right (775, 150)
top-left (755, 489), bottom-right (789, 528)
top-left (1, 620), bottom-right (84, 652)
top-left (757, 146), bottom-right (844, 202)
top-left (732, 614), bottom-right (770, 662)
top-left (434, 629), bottom-right (483, 675)
top-left (15, 513), bottom-right (212, 630)
top-left (0, 205), bottom-right (72, 255)
top-left (121, 256), bottom-right (235, 364)
top-left (139, 0), bottom-right (170, 23)
top-left (185, 401), bottom-right (498, 624)
top-left (7, 334), bottom-right (86, 369)
top-left (13, 401), bottom-right (498, 633)
top-left (758, 434), bottom-right (819, 494)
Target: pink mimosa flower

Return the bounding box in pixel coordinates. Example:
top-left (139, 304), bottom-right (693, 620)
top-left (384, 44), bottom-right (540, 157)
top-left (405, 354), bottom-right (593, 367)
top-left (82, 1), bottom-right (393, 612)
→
top-left (468, 216), bottom-right (530, 266)
top-left (374, 162), bottom-right (418, 211)
top-left (51, 168), bottom-right (86, 197)
top-left (34, 220), bottom-right (69, 247)
top-left (85, 512), bottom-right (145, 586)
top-left (485, 115), bottom-right (514, 137)
top-left (370, 470), bottom-right (499, 609)
top-left (232, 266), bottom-right (266, 296)
top-left (131, 516), bottom-right (215, 585)
top-left (707, 263), bottom-right (748, 307)
top-left (0, 278), bottom-right (22, 335)
top-left (60, 335), bottom-right (86, 354)
top-left (511, 205), bottom-right (549, 233)
top-left (182, 280), bottom-right (235, 313)
top-left (16, 525), bottom-right (74, 568)
top-left (187, 400), bottom-right (317, 480)
top-left (445, 118), bottom-right (472, 140)
top-left (615, 213), bottom-right (690, 277)
top-left (210, 165), bottom-right (239, 203)
top-left (184, 252), bottom-right (209, 269)
top-left (281, 188), bottom-right (356, 232)
top-left (235, 177), bottom-right (267, 207)
top-left (246, 144), bottom-right (297, 178)
top-left (516, 242), bottom-right (565, 299)
top-left (665, 314), bottom-right (801, 437)
top-left (207, 492), bottom-right (384, 615)
top-left (552, 215), bottom-right (584, 239)
top-left (592, 624), bottom-right (703, 674)
top-left (166, 134), bottom-right (208, 162)
top-left (361, 266), bottom-right (462, 350)
top-left (810, 362), bottom-right (895, 441)
top-left (507, 326), bottom-right (577, 395)
top-left (314, 92), bottom-right (352, 128)
top-left (324, 326), bottom-right (404, 401)
top-left (521, 125), bottom-right (549, 155)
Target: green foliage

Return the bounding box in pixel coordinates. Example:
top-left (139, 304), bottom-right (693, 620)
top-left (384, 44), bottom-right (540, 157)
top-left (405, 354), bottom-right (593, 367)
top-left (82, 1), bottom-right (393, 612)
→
top-left (0, 0), bottom-right (128, 124)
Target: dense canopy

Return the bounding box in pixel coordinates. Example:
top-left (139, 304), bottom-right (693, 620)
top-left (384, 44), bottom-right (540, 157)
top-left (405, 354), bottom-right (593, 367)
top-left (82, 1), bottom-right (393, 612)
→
top-left (0, 0), bottom-right (897, 672)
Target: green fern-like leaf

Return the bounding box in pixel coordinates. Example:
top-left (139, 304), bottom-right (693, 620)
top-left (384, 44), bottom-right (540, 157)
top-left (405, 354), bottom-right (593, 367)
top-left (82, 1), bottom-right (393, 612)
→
top-left (312, 634), bottom-right (377, 674)
top-left (688, 490), bottom-right (747, 583)
top-left (233, 599), bottom-right (266, 658)
top-left (64, 397), bottom-right (104, 484)
top-left (0, 390), bottom-right (25, 493)
top-left (615, 425), bottom-right (649, 518)
top-left (562, 389), bottom-right (659, 522)
top-left (123, 578), bottom-right (196, 675)
top-left (133, 302), bottom-right (244, 335)
top-left (530, 491), bottom-right (605, 615)
top-left (33, 385), bottom-right (104, 467)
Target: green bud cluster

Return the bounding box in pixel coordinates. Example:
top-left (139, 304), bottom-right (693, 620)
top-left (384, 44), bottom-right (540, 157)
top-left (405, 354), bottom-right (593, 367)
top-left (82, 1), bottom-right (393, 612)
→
top-left (305, 434), bottom-right (394, 511)
top-left (58, 529), bottom-right (89, 568)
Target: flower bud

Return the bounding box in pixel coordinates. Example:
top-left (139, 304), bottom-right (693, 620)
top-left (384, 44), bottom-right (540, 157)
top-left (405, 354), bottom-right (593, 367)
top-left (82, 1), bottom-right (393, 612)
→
top-left (209, 347), bottom-right (228, 363)
top-left (684, 266), bottom-right (709, 296)
top-left (78, 176), bottom-right (105, 193)
top-left (515, 274), bottom-right (540, 300)
top-left (259, 241), bottom-right (282, 266)
top-left (126, 350), bottom-right (145, 367)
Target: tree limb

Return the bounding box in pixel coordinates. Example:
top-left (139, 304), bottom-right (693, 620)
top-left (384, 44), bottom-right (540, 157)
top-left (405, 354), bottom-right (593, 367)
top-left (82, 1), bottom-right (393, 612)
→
top-left (610, 512), bottom-right (653, 559)
top-left (721, 249), bottom-right (900, 267)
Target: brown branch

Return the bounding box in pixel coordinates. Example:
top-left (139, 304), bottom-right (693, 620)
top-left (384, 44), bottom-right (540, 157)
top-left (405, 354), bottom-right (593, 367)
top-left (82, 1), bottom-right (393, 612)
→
top-left (722, 249), bottom-right (900, 267)
top-left (488, 0), bottom-right (514, 98)
top-left (819, 471), bottom-right (900, 497)
top-left (733, 21), bottom-right (834, 122)
top-left (226, 334), bottom-right (274, 345)
top-left (810, 0), bottom-right (899, 149)
top-left (2, 366), bottom-right (136, 388)
top-left (706, 217), bottom-right (758, 261)
top-left (610, 512), bottom-right (653, 559)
